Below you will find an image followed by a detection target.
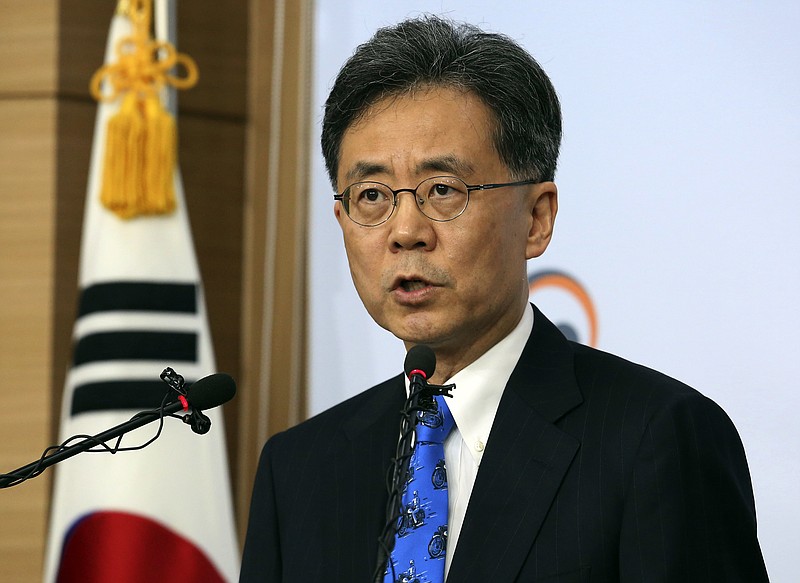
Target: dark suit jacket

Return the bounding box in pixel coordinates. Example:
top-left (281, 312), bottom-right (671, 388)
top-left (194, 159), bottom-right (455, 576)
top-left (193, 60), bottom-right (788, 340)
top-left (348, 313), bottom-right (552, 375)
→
top-left (240, 306), bottom-right (768, 582)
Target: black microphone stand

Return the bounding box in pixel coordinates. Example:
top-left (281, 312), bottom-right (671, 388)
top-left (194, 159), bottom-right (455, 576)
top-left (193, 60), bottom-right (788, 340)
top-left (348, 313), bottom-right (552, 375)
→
top-left (0, 367), bottom-right (231, 489)
top-left (0, 399), bottom-right (187, 489)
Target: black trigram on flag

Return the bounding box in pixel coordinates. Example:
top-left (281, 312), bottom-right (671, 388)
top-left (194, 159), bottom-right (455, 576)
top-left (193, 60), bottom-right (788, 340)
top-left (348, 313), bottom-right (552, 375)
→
top-left (70, 281), bottom-right (199, 415)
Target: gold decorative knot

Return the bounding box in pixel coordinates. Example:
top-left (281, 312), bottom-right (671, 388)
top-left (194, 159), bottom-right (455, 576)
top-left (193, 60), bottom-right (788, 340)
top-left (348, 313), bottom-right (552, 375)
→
top-left (88, 0), bottom-right (199, 220)
top-left (90, 0), bottom-right (198, 102)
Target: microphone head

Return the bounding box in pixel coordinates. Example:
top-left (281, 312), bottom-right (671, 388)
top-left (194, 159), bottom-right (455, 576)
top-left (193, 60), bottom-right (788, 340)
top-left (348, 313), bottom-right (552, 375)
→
top-left (186, 373), bottom-right (236, 410)
top-left (404, 344), bottom-right (436, 380)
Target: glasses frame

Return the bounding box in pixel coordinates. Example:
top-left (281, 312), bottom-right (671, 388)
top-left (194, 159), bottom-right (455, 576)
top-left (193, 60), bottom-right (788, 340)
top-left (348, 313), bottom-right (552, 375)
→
top-left (333, 175), bottom-right (539, 227)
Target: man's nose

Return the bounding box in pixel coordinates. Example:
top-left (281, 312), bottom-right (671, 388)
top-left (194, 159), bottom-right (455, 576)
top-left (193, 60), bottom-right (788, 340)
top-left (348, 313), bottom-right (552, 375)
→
top-left (388, 190), bottom-right (435, 250)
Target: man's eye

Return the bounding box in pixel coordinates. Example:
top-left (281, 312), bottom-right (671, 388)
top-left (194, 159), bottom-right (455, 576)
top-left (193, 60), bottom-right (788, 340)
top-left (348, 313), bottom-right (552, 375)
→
top-left (428, 180), bottom-right (466, 198)
top-left (359, 188), bottom-right (385, 203)
top-left (431, 184), bottom-right (454, 197)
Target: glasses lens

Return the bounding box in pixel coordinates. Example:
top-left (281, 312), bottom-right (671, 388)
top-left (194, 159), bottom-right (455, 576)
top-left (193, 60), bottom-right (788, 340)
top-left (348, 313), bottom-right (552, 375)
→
top-left (416, 176), bottom-right (469, 221)
top-left (344, 182), bottom-right (393, 226)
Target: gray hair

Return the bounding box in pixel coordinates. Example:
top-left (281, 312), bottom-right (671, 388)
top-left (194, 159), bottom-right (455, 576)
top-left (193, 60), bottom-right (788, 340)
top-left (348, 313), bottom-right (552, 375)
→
top-left (321, 15), bottom-right (562, 188)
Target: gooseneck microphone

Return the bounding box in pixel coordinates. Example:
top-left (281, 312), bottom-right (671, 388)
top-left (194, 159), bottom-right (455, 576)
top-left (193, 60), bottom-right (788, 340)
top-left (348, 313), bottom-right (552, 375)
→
top-left (405, 344), bottom-right (437, 381)
top-left (404, 343), bottom-right (436, 401)
top-left (0, 371), bottom-right (236, 489)
top-left (182, 372), bottom-right (237, 410)
top-left (373, 345), bottom-right (456, 582)
top-left (177, 372), bottom-right (237, 435)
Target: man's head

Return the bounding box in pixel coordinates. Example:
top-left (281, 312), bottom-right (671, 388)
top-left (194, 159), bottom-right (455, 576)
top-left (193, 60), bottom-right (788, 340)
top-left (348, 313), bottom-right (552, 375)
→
top-left (322, 15), bottom-right (562, 187)
top-left (326, 16), bottom-right (561, 380)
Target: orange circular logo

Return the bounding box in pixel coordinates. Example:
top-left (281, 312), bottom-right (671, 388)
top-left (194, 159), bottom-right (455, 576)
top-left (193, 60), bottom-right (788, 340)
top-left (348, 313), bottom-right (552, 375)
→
top-left (528, 270), bottom-right (598, 347)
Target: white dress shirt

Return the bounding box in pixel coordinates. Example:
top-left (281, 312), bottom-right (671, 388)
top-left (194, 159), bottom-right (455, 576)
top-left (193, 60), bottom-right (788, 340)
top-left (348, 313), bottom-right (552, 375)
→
top-left (440, 304), bottom-right (534, 576)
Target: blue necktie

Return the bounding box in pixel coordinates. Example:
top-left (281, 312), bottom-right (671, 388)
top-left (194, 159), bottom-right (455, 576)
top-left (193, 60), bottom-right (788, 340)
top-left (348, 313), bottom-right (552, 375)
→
top-left (385, 395), bottom-right (455, 583)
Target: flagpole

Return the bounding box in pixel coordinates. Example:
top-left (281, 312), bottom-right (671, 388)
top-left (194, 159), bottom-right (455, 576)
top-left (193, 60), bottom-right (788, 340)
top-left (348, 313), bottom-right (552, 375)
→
top-left (154, 0), bottom-right (177, 116)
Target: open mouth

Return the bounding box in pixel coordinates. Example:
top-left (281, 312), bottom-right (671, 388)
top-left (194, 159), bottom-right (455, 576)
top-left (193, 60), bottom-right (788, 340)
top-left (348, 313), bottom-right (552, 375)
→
top-left (400, 279), bottom-right (428, 292)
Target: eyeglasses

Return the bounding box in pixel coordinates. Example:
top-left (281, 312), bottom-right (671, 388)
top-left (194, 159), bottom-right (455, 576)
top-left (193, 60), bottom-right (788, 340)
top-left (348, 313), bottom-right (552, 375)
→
top-left (334, 175), bottom-right (538, 227)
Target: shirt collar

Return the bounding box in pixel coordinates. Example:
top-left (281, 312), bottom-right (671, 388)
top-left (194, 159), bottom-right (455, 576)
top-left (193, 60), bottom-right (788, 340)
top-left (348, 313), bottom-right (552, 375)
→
top-left (435, 304), bottom-right (534, 464)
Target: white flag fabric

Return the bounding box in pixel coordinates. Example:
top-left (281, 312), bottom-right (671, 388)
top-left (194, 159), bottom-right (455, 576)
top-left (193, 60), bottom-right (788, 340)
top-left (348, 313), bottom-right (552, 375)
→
top-left (43, 11), bottom-right (239, 583)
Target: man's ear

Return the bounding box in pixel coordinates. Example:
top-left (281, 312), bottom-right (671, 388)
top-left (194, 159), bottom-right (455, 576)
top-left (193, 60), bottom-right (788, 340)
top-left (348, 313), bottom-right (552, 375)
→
top-left (526, 181), bottom-right (558, 259)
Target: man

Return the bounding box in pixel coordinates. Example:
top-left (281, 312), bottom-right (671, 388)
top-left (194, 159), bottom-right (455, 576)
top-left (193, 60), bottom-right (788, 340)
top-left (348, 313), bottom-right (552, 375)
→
top-left (240, 16), bottom-right (768, 582)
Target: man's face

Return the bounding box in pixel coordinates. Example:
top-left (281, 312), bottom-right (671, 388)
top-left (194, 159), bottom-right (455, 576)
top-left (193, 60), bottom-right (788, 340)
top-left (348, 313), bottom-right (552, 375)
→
top-left (334, 87), bottom-right (557, 378)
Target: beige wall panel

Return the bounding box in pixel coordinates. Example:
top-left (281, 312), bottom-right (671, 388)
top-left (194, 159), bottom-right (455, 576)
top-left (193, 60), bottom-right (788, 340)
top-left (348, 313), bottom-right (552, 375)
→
top-left (179, 113), bottom-right (246, 490)
top-left (237, 0), bottom-right (312, 537)
top-left (51, 99), bottom-right (96, 425)
top-left (0, 99), bottom-right (57, 582)
top-left (237, 0), bottom-right (276, 533)
top-left (180, 114), bottom-right (245, 381)
top-left (0, 1), bottom-right (58, 94)
top-left (57, 0), bottom-right (115, 99)
top-left (178, 0), bottom-right (248, 118)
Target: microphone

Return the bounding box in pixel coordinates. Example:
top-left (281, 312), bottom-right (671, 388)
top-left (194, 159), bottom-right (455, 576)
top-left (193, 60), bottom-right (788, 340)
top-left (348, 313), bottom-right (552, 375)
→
top-left (183, 372), bottom-right (236, 410)
top-left (404, 344), bottom-right (436, 398)
top-left (179, 373), bottom-right (236, 435)
top-left (0, 371), bottom-right (236, 488)
top-left (403, 345), bottom-right (455, 399)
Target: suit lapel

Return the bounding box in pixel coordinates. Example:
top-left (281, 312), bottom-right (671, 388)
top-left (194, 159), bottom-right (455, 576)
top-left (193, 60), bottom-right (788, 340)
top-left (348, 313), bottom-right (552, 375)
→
top-left (339, 375), bottom-right (406, 576)
top-left (447, 306), bottom-right (583, 582)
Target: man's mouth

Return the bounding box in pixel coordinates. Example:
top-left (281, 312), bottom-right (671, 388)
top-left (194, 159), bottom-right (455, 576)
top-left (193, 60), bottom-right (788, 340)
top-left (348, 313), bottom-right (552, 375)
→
top-left (391, 274), bottom-right (435, 293)
top-left (400, 279), bottom-right (429, 292)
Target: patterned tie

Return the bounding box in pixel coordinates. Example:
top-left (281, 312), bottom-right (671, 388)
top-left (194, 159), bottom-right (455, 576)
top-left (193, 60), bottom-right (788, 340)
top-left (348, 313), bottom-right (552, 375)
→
top-left (385, 395), bottom-right (455, 583)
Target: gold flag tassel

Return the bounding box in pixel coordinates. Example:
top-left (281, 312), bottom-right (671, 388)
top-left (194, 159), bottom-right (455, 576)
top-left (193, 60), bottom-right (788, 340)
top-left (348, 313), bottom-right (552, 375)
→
top-left (90, 0), bottom-right (198, 219)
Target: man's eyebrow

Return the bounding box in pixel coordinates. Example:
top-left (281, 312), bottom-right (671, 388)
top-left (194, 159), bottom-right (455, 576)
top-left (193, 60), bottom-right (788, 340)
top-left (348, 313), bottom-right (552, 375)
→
top-left (344, 161), bottom-right (390, 184)
top-left (416, 155), bottom-right (474, 178)
top-left (343, 155), bottom-right (476, 184)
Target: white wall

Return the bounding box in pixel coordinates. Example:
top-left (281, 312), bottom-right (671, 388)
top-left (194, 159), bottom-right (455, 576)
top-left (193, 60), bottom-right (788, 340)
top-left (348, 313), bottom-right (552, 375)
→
top-left (308, 3), bottom-right (800, 580)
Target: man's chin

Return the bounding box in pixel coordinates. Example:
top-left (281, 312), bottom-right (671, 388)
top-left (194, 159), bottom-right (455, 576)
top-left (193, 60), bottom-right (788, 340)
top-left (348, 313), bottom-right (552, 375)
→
top-left (376, 305), bottom-right (455, 346)
top-left (389, 320), bottom-right (447, 349)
